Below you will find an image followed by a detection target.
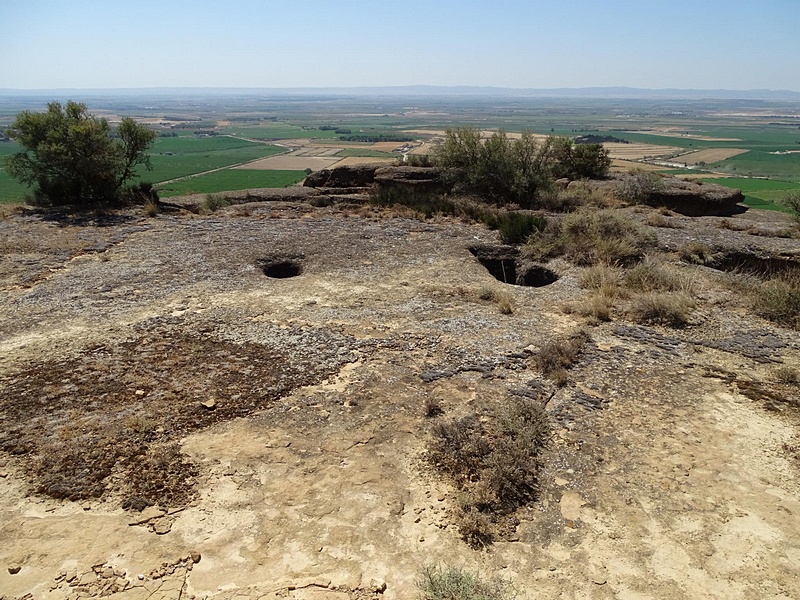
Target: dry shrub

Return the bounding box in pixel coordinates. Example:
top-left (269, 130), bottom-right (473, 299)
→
top-left (573, 294), bottom-right (613, 323)
top-left (424, 397), bottom-right (444, 418)
top-left (629, 292), bottom-right (695, 327)
top-left (623, 260), bottom-right (695, 294)
top-left (476, 286), bottom-right (515, 314)
top-left (645, 213), bottom-right (682, 228)
top-left (773, 366), bottom-right (799, 385)
top-left (546, 182), bottom-right (616, 212)
top-left (526, 209), bottom-right (654, 267)
top-left (534, 329), bottom-right (590, 384)
top-left (615, 170), bottom-right (665, 203)
top-left (679, 242), bottom-right (713, 265)
top-left (428, 398), bottom-right (551, 547)
top-left (717, 218), bottom-right (750, 232)
top-left (755, 274), bottom-right (800, 329)
top-left (123, 443), bottom-right (198, 509)
top-left (417, 564), bottom-right (517, 600)
top-left (143, 198), bottom-right (160, 217)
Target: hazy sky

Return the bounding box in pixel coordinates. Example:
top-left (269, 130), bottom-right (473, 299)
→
top-left (2, 0), bottom-right (799, 91)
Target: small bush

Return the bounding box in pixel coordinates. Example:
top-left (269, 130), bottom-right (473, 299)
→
top-left (370, 185), bottom-right (455, 218)
top-left (679, 242), bottom-right (713, 265)
top-left (580, 264), bottom-right (622, 294)
top-left (143, 198), bottom-right (160, 217)
top-left (406, 154), bottom-right (433, 167)
top-left (773, 366), bottom-right (799, 385)
top-left (200, 193), bottom-right (231, 214)
top-left (534, 330), bottom-right (590, 384)
top-left (493, 212), bottom-right (547, 244)
top-left (623, 260), bottom-right (693, 294)
top-left (525, 209), bottom-right (654, 266)
top-left (629, 292), bottom-right (695, 327)
top-left (417, 564), bottom-right (516, 600)
top-left (615, 170), bottom-right (665, 203)
top-left (424, 397), bottom-right (444, 418)
top-left (428, 398), bottom-right (551, 546)
top-left (754, 274), bottom-right (800, 329)
top-left (781, 190), bottom-right (800, 223)
top-left (573, 294), bottom-right (613, 323)
top-left (475, 286), bottom-right (515, 314)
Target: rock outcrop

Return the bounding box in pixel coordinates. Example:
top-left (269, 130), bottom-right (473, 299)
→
top-left (305, 165), bottom-right (444, 195)
top-left (647, 177), bottom-right (744, 216)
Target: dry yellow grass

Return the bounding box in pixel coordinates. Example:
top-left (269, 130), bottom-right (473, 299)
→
top-left (604, 142), bottom-right (683, 160)
top-left (329, 157), bottom-right (398, 168)
top-left (672, 148), bottom-right (749, 165)
top-left (237, 156), bottom-right (340, 171)
top-left (370, 141), bottom-right (412, 152)
top-left (610, 159), bottom-right (670, 172)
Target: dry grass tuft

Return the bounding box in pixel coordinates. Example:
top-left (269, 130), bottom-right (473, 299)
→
top-left (629, 292), bottom-right (695, 327)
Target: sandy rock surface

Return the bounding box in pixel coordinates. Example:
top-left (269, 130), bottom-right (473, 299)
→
top-left (1, 202), bottom-right (798, 599)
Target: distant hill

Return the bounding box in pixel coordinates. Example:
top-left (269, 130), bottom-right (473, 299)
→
top-left (1, 86), bottom-right (799, 101)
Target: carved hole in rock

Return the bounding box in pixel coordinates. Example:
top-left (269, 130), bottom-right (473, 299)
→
top-left (469, 246), bottom-right (558, 287)
top-left (518, 264), bottom-right (560, 287)
top-left (259, 259), bottom-right (303, 279)
top-left (707, 252), bottom-right (800, 278)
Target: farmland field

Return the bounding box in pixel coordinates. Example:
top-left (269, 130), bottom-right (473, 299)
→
top-left (0, 141), bottom-right (29, 203)
top-left (157, 169), bottom-right (306, 197)
top-left (238, 156), bottom-right (339, 171)
top-left (145, 141), bottom-right (285, 182)
top-left (704, 177), bottom-right (800, 211)
top-left (2, 93), bottom-right (800, 202)
top-left (672, 148), bottom-right (749, 165)
top-left (334, 148), bottom-right (396, 158)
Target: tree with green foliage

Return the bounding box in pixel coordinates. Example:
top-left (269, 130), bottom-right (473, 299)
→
top-left (781, 190), bottom-right (800, 223)
top-left (433, 127), bottom-right (610, 208)
top-left (4, 101), bottom-right (157, 207)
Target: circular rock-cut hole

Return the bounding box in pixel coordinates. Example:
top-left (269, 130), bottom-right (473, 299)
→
top-left (469, 245), bottom-right (558, 287)
top-left (517, 264), bottom-right (559, 287)
top-left (259, 258), bottom-right (303, 279)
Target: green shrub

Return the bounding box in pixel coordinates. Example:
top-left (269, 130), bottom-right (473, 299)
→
top-left (369, 185), bottom-right (455, 218)
top-left (417, 564), bottom-right (516, 600)
top-left (493, 212), bottom-right (547, 244)
top-left (781, 190), bottom-right (800, 223)
top-left (200, 193), bottom-right (231, 213)
top-left (433, 128), bottom-right (609, 209)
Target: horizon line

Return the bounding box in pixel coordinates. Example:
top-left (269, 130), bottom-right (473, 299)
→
top-left (1, 84), bottom-right (799, 93)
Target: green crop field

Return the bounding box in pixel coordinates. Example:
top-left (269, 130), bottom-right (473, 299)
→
top-left (219, 122), bottom-right (338, 140)
top-left (152, 135), bottom-right (267, 153)
top-left (705, 177), bottom-right (800, 212)
top-left (0, 141), bottom-right (28, 203)
top-left (157, 169), bottom-right (306, 197)
top-left (144, 141), bottom-right (285, 183)
top-left (713, 152), bottom-right (800, 182)
top-left (0, 170), bottom-right (29, 203)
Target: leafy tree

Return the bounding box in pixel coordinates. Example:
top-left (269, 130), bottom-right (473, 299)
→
top-left (781, 190), bottom-right (800, 223)
top-left (4, 101), bottom-right (157, 207)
